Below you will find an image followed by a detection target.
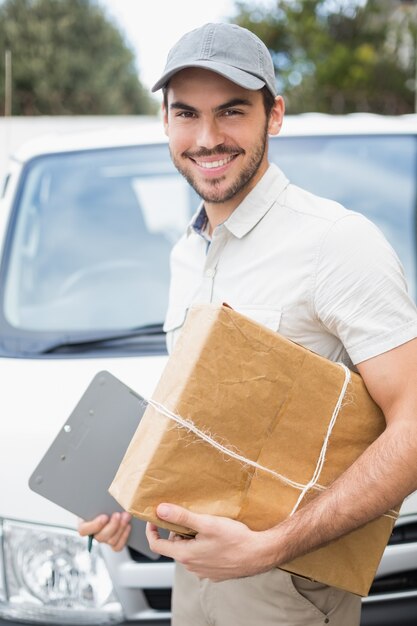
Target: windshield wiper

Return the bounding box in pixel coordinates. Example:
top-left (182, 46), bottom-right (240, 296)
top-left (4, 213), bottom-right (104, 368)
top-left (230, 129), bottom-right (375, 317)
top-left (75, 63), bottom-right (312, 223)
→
top-left (40, 323), bottom-right (165, 354)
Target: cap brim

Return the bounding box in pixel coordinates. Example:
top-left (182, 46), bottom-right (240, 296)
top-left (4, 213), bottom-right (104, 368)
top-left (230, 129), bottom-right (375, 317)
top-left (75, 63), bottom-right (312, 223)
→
top-left (151, 60), bottom-right (265, 92)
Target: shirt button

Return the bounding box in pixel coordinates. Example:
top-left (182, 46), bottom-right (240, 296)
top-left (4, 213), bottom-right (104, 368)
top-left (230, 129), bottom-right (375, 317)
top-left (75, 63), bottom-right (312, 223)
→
top-left (205, 268), bottom-right (216, 278)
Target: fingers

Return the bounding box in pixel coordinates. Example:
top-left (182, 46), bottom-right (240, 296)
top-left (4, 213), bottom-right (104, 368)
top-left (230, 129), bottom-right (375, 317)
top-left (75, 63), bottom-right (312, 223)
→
top-left (156, 503), bottom-right (211, 534)
top-left (146, 522), bottom-right (161, 546)
top-left (78, 512), bottom-right (132, 552)
top-left (146, 522), bottom-right (181, 558)
top-left (78, 514), bottom-right (109, 537)
top-left (169, 531), bottom-right (185, 542)
top-left (108, 520), bottom-right (132, 552)
top-left (146, 507), bottom-right (201, 559)
top-left (94, 512), bottom-right (132, 550)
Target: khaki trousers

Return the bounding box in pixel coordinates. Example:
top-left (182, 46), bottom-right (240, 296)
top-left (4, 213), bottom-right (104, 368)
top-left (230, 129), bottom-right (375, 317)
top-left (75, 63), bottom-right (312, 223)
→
top-left (172, 564), bottom-right (361, 626)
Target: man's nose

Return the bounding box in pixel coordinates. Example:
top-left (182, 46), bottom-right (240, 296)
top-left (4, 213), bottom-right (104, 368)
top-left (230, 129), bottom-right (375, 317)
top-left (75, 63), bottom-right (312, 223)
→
top-left (196, 118), bottom-right (224, 150)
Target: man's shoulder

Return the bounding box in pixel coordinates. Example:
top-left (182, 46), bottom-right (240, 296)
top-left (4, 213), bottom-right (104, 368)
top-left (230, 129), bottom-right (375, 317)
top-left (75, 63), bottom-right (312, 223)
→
top-left (280, 181), bottom-right (356, 225)
top-left (265, 164), bottom-right (364, 230)
top-left (268, 176), bottom-right (382, 253)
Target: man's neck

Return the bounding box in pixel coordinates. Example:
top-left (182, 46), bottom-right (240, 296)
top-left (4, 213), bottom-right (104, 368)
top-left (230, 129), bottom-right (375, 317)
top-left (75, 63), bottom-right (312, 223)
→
top-left (204, 200), bottom-right (239, 236)
top-left (205, 161), bottom-right (270, 235)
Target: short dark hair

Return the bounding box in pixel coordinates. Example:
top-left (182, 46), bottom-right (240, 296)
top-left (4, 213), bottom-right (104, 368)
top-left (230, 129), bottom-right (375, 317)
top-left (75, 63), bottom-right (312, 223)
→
top-left (162, 84), bottom-right (276, 118)
top-left (261, 86), bottom-right (276, 117)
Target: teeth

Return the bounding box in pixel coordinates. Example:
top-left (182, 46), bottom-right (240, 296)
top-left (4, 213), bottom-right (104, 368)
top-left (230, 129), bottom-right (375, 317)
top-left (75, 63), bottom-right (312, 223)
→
top-left (196, 155), bottom-right (235, 169)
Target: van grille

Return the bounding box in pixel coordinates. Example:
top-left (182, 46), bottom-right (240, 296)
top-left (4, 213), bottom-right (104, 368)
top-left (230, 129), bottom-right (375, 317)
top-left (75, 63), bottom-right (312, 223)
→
top-left (143, 588), bottom-right (172, 611)
top-left (128, 547), bottom-right (173, 563)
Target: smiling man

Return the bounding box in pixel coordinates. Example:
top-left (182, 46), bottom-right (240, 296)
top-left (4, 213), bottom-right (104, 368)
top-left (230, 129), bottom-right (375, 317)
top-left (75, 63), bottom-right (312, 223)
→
top-left (79, 23), bottom-right (417, 626)
top-left (163, 68), bottom-right (280, 215)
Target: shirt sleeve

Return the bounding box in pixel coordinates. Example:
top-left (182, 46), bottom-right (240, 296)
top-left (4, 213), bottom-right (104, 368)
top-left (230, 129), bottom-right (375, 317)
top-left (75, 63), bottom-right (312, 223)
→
top-left (312, 213), bottom-right (417, 364)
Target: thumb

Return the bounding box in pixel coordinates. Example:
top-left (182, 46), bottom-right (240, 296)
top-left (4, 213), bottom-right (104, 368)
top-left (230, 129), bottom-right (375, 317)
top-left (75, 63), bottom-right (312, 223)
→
top-left (156, 503), bottom-right (208, 533)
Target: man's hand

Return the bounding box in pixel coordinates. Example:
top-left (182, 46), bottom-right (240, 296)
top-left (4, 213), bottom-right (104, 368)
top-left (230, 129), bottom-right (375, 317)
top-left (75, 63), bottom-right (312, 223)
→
top-left (146, 503), bottom-right (275, 581)
top-left (78, 512), bottom-right (132, 552)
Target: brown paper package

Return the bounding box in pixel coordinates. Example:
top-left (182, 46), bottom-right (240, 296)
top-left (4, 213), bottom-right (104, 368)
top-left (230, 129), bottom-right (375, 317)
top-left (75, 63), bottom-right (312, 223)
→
top-left (109, 303), bottom-right (399, 596)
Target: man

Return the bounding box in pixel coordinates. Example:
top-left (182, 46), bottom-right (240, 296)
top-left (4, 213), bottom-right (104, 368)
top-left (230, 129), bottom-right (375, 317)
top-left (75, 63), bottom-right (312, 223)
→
top-left (79, 23), bottom-right (417, 626)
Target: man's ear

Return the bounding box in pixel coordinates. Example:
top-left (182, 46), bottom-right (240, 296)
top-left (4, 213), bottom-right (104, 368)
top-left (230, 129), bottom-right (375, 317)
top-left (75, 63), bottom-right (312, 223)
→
top-left (162, 102), bottom-right (169, 137)
top-left (267, 96), bottom-right (285, 136)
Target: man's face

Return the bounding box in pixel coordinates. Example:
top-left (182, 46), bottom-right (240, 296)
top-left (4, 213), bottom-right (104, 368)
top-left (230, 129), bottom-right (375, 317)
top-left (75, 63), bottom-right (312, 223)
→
top-left (163, 68), bottom-right (282, 206)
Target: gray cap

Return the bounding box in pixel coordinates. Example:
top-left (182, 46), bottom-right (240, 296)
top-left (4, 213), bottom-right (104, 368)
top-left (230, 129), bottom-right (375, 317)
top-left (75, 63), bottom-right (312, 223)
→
top-left (152, 23), bottom-right (277, 97)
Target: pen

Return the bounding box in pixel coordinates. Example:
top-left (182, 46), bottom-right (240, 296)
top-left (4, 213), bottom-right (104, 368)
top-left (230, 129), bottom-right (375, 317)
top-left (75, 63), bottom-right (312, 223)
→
top-left (87, 534), bottom-right (94, 553)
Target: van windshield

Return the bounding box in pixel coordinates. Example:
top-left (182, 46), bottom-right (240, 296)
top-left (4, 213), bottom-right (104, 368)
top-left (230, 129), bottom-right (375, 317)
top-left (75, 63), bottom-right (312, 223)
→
top-left (2, 144), bottom-right (199, 338)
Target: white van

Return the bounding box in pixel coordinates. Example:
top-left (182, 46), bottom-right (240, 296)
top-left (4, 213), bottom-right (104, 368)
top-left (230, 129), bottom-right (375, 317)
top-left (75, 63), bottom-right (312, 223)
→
top-left (0, 114), bottom-right (416, 626)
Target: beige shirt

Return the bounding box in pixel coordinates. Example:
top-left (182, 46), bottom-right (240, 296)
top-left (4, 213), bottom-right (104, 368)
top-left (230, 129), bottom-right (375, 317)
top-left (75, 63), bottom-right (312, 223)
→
top-left (164, 164), bottom-right (417, 366)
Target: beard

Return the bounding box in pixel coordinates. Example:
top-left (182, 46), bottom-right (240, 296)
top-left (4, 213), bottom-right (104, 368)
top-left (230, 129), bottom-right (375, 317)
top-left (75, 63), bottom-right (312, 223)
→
top-left (170, 123), bottom-right (269, 204)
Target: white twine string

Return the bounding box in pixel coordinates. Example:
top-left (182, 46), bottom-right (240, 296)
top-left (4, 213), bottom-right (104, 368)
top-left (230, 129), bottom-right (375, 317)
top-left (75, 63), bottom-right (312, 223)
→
top-left (288, 363), bottom-right (351, 515)
top-left (146, 363), bottom-right (398, 521)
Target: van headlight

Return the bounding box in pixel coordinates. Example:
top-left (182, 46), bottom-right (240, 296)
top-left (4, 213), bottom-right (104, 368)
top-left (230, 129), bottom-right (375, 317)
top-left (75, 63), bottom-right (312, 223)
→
top-left (0, 519), bottom-right (123, 624)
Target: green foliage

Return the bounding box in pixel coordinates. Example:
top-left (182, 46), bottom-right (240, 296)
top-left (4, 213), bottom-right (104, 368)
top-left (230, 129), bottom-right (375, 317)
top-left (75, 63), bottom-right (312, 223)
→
top-left (0, 0), bottom-right (157, 115)
top-left (232, 0), bottom-right (417, 114)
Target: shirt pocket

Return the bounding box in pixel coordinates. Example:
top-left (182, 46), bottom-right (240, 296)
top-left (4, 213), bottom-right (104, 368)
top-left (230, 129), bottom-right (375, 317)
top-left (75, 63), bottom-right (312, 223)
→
top-left (230, 304), bottom-right (282, 332)
top-left (163, 306), bottom-right (189, 354)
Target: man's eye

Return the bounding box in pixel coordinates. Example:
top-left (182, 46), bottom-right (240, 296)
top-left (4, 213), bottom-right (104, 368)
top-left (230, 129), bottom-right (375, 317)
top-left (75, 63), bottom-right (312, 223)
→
top-left (223, 109), bottom-right (242, 117)
top-left (177, 111), bottom-right (196, 118)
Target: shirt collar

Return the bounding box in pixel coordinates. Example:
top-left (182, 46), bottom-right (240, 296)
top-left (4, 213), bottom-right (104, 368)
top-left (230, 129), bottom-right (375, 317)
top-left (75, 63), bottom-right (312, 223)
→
top-left (186, 164), bottom-right (289, 240)
top-left (224, 164), bottom-right (289, 239)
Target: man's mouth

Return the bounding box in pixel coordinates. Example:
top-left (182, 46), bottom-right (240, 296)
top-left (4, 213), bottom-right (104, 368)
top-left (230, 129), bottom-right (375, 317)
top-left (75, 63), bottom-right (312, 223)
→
top-left (194, 154), bottom-right (237, 169)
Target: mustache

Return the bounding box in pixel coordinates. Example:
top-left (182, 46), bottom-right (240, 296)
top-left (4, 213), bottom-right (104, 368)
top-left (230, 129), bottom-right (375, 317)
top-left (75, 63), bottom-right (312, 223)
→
top-left (184, 146), bottom-right (245, 159)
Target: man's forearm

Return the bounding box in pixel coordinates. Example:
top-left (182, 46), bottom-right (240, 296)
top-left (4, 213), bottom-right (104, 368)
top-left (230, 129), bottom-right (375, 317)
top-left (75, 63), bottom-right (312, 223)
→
top-left (267, 418), bottom-right (417, 566)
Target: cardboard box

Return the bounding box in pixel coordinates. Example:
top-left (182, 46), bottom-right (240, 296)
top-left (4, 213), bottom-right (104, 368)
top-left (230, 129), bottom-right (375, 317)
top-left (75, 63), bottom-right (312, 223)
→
top-left (109, 304), bottom-right (399, 596)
